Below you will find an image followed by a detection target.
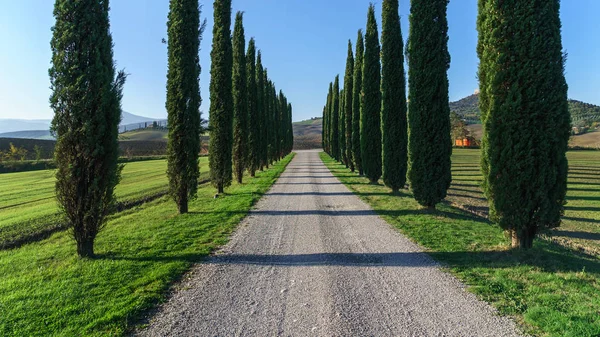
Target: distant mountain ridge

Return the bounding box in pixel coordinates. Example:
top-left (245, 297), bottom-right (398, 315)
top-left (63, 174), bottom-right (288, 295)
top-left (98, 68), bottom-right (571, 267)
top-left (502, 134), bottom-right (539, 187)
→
top-left (450, 94), bottom-right (600, 125)
top-left (0, 112), bottom-right (166, 139)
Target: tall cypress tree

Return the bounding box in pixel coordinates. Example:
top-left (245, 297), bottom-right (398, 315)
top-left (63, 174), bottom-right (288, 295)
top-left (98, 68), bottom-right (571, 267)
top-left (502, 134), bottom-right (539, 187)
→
top-left (324, 108), bottom-right (328, 151)
top-left (246, 38), bottom-right (259, 177)
top-left (232, 12), bottom-right (247, 184)
top-left (287, 103), bottom-right (294, 153)
top-left (271, 84), bottom-right (279, 162)
top-left (166, 0), bottom-right (204, 214)
top-left (344, 40), bottom-right (355, 172)
top-left (381, 0), bottom-right (408, 193)
top-left (255, 51), bottom-right (266, 170)
top-left (352, 30), bottom-right (364, 175)
top-left (278, 90), bottom-right (286, 160)
top-left (361, 4), bottom-right (382, 183)
top-left (50, 0), bottom-right (126, 257)
top-left (407, 0), bottom-right (452, 207)
top-left (209, 0), bottom-right (233, 194)
top-left (477, 0), bottom-right (570, 249)
top-left (326, 82), bottom-right (334, 154)
top-left (339, 88), bottom-right (346, 166)
top-left (331, 75), bottom-right (340, 161)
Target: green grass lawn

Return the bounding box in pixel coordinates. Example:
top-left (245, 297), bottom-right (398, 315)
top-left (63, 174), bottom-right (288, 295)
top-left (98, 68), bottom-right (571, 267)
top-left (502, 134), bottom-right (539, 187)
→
top-left (0, 154), bottom-right (293, 337)
top-left (321, 152), bottom-right (600, 337)
top-left (448, 148), bottom-right (600, 255)
top-left (0, 158), bottom-right (209, 249)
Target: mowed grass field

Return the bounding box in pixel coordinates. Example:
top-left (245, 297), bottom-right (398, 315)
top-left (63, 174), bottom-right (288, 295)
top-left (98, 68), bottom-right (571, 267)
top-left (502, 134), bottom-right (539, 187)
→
top-left (448, 149), bottom-right (600, 255)
top-left (0, 154), bottom-right (293, 337)
top-left (322, 151), bottom-right (600, 337)
top-left (0, 158), bottom-right (209, 248)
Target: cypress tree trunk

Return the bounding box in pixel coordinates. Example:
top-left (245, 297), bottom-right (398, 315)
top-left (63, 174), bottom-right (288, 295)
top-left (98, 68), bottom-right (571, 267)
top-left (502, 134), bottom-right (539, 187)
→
top-left (255, 51), bottom-right (266, 171)
top-left (331, 76), bottom-right (340, 161)
top-left (232, 12), bottom-right (248, 184)
top-left (361, 4), bottom-right (382, 184)
top-left (477, 0), bottom-right (570, 249)
top-left (352, 30), bottom-right (364, 175)
top-left (166, 0), bottom-right (204, 214)
top-left (50, 0), bottom-right (125, 258)
top-left (381, 0), bottom-right (408, 193)
top-left (246, 38), bottom-right (259, 177)
top-left (209, 0), bottom-right (233, 194)
top-left (344, 41), bottom-right (355, 172)
top-left (407, 0), bottom-right (452, 207)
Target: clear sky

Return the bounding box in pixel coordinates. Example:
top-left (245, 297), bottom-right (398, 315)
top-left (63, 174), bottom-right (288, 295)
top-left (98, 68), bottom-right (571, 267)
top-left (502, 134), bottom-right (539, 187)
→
top-left (1, 0), bottom-right (599, 122)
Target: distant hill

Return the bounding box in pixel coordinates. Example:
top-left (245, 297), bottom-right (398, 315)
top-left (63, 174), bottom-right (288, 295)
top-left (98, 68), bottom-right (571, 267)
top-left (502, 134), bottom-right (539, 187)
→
top-left (119, 128), bottom-right (168, 141)
top-left (0, 112), bottom-right (166, 139)
top-left (0, 130), bottom-right (53, 140)
top-left (450, 94), bottom-right (600, 128)
top-left (293, 118), bottom-right (322, 149)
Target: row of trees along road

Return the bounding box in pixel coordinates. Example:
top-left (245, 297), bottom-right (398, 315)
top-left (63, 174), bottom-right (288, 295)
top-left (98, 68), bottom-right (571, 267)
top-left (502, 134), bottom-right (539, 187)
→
top-left (49, 0), bottom-right (293, 257)
top-left (209, 0), bottom-right (293, 195)
top-left (322, 0), bottom-right (570, 249)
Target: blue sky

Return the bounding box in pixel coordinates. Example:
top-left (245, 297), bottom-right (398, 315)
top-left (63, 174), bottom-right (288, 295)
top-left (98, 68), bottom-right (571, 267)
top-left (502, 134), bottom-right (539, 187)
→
top-left (0, 0), bottom-right (599, 122)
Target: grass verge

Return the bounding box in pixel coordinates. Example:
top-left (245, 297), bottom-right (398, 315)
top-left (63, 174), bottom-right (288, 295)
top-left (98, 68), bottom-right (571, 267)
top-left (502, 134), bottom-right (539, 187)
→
top-left (320, 152), bottom-right (600, 337)
top-left (0, 159), bottom-right (210, 248)
top-left (0, 153), bottom-right (293, 336)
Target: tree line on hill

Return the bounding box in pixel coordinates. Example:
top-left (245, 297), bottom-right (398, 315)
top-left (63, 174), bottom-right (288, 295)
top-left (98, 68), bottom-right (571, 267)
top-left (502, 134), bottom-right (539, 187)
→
top-left (323, 0), bottom-right (570, 249)
top-left (48, 0), bottom-right (293, 257)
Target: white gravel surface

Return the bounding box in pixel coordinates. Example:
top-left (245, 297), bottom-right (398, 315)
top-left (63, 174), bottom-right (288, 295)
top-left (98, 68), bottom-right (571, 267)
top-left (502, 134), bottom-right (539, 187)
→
top-left (137, 150), bottom-right (522, 337)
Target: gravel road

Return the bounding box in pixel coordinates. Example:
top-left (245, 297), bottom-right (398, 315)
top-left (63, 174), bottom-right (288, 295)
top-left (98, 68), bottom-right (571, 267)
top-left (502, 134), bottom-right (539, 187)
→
top-left (138, 150), bottom-right (522, 337)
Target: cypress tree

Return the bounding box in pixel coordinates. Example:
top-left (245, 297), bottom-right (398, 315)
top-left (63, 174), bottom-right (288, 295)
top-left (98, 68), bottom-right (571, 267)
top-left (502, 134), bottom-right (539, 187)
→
top-left (344, 40), bottom-right (355, 172)
top-left (407, 0), bottom-right (452, 207)
top-left (361, 4), bottom-right (382, 183)
top-left (264, 72), bottom-right (272, 166)
top-left (352, 30), bottom-right (364, 175)
top-left (326, 82), bottom-right (334, 154)
top-left (255, 51), bottom-right (266, 170)
top-left (246, 38), bottom-right (259, 177)
top-left (288, 103), bottom-right (294, 153)
top-left (232, 12), bottom-right (247, 184)
top-left (339, 88), bottom-right (346, 166)
top-left (271, 84), bottom-right (278, 163)
top-left (381, 0), bottom-right (408, 193)
top-left (209, 0), bottom-right (233, 194)
top-left (331, 75), bottom-right (340, 161)
top-left (166, 0), bottom-right (204, 214)
top-left (477, 0), bottom-right (570, 249)
top-left (322, 105), bottom-right (327, 152)
top-left (49, 0), bottom-right (126, 257)
top-left (278, 91), bottom-right (286, 160)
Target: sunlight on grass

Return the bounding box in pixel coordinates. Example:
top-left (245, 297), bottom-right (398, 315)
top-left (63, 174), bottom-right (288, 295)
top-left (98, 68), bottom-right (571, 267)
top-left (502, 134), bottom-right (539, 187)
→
top-left (321, 152), bottom-right (600, 337)
top-left (0, 154), bottom-right (293, 336)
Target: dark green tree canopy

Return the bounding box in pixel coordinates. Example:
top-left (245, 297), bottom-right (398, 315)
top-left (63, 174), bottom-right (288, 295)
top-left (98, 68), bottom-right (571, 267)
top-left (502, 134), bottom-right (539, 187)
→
top-left (166, 0), bottom-right (204, 214)
top-left (352, 29), bottom-right (364, 175)
top-left (49, 0), bottom-right (126, 257)
top-left (477, 0), bottom-right (571, 248)
top-left (208, 0), bottom-right (233, 194)
top-left (381, 0), bottom-right (408, 192)
top-left (361, 3), bottom-right (382, 183)
top-left (232, 11), bottom-right (248, 184)
top-left (246, 38), bottom-right (259, 177)
top-left (344, 40), bottom-right (354, 172)
top-left (407, 0), bottom-right (452, 207)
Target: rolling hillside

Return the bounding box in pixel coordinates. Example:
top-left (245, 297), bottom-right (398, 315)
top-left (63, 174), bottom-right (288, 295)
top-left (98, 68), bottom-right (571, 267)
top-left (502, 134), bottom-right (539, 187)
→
top-left (293, 118), bottom-right (322, 149)
top-left (450, 93), bottom-right (600, 127)
top-left (0, 112), bottom-right (166, 139)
